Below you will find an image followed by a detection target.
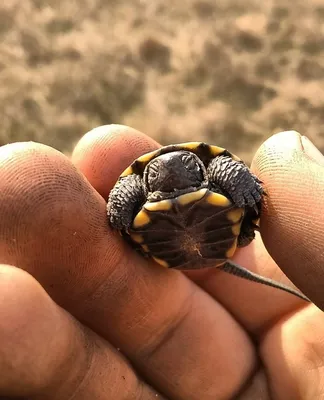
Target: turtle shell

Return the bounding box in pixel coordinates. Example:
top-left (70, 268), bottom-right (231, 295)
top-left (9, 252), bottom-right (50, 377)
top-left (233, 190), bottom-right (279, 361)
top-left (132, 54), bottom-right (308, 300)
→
top-left (128, 187), bottom-right (244, 269)
top-left (119, 142), bottom-right (241, 178)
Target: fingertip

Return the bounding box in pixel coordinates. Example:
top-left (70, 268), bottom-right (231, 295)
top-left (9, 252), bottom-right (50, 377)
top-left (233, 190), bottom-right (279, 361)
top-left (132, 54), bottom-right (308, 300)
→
top-left (251, 131), bottom-right (324, 307)
top-left (251, 130), bottom-right (324, 179)
top-left (71, 124), bottom-right (159, 199)
top-left (0, 140), bottom-right (113, 305)
top-left (254, 130), bottom-right (303, 156)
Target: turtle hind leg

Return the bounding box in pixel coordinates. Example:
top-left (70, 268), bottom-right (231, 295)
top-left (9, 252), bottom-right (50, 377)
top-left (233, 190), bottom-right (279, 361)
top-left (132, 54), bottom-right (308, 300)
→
top-left (207, 155), bottom-right (263, 208)
top-left (107, 174), bottom-right (146, 231)
top-left (219, 261), bottom-right (310, 302)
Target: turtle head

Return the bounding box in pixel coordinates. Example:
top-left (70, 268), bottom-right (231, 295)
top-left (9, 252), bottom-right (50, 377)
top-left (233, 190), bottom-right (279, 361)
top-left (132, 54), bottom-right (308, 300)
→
top-left (144, 151), bottom-right (205, 193)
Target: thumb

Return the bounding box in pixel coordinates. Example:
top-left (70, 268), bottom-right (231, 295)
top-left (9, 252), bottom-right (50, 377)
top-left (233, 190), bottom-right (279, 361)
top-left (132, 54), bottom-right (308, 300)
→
top-left (251, 131), bottom-right (324, 308)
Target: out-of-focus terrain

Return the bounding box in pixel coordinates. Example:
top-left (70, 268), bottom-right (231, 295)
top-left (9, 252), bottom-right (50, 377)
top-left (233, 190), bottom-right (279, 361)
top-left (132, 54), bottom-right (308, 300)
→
top-left (1, 0), bottom-right (324, 162)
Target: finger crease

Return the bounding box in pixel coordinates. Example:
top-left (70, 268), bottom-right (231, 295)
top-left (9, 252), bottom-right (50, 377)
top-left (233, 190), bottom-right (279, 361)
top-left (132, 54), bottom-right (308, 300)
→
top-left (139, 287), bottom-right (195, 362)
top-left (66, 328), bottom-right (97, 400)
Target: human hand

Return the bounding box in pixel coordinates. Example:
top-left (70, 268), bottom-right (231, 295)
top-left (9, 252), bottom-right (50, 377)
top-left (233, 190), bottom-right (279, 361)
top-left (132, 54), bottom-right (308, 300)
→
top-left (0, 126), bottom-right (323, 399)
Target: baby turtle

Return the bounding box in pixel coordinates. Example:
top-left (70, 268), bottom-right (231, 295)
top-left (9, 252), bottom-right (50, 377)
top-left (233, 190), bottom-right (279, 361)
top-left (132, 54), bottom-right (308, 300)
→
top-left (107, 142), bottom-right (309, 302)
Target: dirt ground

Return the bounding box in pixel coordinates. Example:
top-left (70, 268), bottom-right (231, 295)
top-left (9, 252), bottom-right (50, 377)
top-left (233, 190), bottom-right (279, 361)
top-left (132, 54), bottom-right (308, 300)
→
top-left (1, 0), bottom-right (324, 163)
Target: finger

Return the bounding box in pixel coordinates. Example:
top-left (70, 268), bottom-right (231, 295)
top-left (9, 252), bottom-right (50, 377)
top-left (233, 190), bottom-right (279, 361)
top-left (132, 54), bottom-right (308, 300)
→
top-left (260, 304), bottom-right (324, 399)
top-left (251, 130), bottom-right (324, 309)
top-left (72, 124), bottom-right (159, 199)
top-left (0, 265), bottom-right (162, 400)
top-left (0, 132), bottom-right (255, 400)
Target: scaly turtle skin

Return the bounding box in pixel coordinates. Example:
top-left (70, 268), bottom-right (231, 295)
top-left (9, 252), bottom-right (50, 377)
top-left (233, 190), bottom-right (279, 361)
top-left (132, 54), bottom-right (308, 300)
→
top-left (107, 142), bottom-right (310, 302)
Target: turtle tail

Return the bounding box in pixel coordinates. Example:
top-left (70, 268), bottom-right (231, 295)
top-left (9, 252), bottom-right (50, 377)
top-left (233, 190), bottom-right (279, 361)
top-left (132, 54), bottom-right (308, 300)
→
top-left (219, 261), bottom-right (310, 302)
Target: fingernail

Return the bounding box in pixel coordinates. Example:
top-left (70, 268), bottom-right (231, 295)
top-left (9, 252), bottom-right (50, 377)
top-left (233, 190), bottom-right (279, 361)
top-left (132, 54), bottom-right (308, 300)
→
top-left (267, 130), bottom-right (303, 151)
top-left (301, 136), bottom-right (324, 165)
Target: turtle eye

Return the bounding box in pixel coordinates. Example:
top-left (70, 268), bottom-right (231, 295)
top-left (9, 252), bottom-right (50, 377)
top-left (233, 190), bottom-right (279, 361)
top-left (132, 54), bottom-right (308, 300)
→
top-left (182, 154), bottom-right (200, 172)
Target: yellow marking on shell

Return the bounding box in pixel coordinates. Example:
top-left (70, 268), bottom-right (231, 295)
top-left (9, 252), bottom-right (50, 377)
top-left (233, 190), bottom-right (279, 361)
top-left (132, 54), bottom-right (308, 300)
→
top-left (133, 210), bottom-right (151, 228)
top-left (137, 151), bottom-right (158, 164)
top-left (206, 192), bottom-right (231, 207)
top-left (141, 244), bottom-right (150, 253)
top-left (232, 223), bottom-right (242, 237)
top-left (209, 145), bottom-right (226, 156)
top-left (227, 208), bottom-right (244, 223)
top-left (180, 142), bottom-right (201, 150)
top-left (120, 166), bottom-right (133, 177)
top-left (232, 153), bottom-right (241, 161)
top-left (152, 256), bottom-right (170, 268)
top-left (226, 238), bottom-right (238, 258)
top-left (130, 233), bottom-right (144, 244)
top-left (144, 200), bottom-right (172, 212)
top-left (177, 188), bottom-right (207, 206)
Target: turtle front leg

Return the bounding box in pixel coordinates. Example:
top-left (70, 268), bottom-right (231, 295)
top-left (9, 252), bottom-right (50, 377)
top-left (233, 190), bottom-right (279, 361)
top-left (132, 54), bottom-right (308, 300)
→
top-left (207, 155), bottom-right (263, 208)
top-left (107, 174), bottom-right (146, 231)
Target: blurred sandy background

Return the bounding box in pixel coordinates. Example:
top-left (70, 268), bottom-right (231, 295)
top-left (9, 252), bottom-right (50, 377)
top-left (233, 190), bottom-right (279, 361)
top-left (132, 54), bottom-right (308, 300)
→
top-left (1, 0), bottom-right (324, 163)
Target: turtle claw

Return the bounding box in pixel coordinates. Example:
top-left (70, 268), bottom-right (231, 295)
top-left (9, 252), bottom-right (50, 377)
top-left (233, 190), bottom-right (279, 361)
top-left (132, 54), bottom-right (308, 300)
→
top-left (227, 175), bottom-right (264, 209)
top-left (246, 193), bottom-right (258, 208)
top-left (252, 183), bottom-right (263, 202)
